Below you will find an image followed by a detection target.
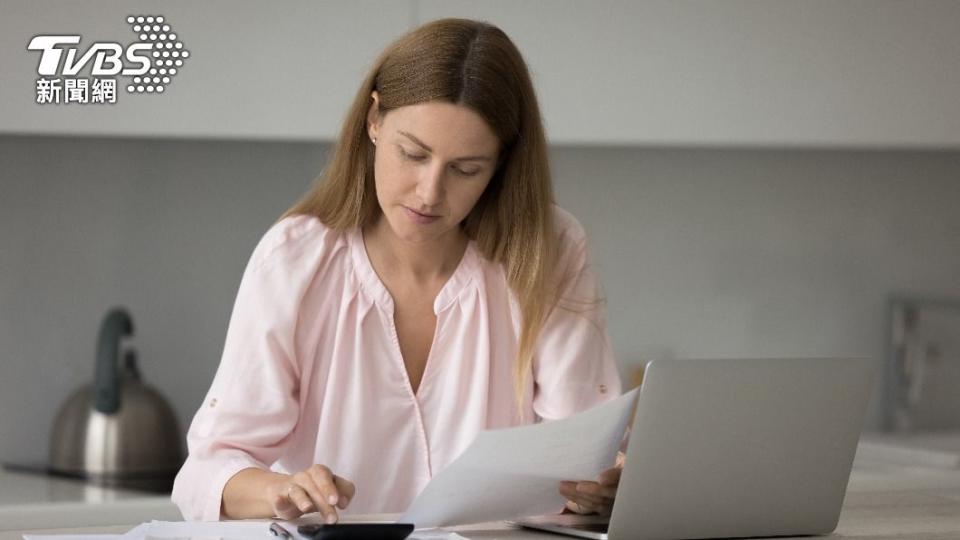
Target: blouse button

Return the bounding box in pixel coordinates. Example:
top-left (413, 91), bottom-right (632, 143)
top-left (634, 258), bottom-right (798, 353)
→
top-left (598, 384), bottom-right (608, 394)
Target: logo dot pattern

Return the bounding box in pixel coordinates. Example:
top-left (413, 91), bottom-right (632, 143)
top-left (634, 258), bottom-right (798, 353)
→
top-left (126, 15), bottom-right (188, 94)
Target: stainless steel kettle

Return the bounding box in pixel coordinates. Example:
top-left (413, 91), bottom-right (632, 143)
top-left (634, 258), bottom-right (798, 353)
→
top-left (49, 307), bottom-right (184, 492)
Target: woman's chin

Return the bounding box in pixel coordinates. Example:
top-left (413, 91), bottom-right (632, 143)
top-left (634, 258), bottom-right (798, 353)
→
top-left (380, 218), bottom-right (435, 241)
top-left (379, 211), bottom-right (442, 241)
top-left (397, 228), bottom-right (446, 244)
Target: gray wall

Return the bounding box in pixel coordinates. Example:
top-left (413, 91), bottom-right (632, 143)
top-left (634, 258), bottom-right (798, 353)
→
top-left (2, 135), bottom-right (959, 465)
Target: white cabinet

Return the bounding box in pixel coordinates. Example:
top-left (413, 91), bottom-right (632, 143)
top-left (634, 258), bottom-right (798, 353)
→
top-left (2, 1), bottom-right (959, 147)
top-left (416, 0), bottom-right (960, 147)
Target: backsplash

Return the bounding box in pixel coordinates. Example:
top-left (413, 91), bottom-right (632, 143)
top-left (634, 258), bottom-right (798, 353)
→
top-left (2, 135), bottom-right (959, 464)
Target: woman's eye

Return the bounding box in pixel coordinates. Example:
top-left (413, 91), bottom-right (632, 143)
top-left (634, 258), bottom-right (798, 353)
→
top-left (453, 167), bottom-right (480, 177)
top-left (399, 148), bottom-right (427, 161)
top-left (399, 147), bottom-right (479, 176)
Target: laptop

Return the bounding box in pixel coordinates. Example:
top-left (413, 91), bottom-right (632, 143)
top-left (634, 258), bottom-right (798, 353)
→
top-left (512, 357), bottom-right (875, 540)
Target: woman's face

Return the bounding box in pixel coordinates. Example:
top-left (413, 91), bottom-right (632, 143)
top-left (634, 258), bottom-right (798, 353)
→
top-left (367, 92), bottom-right (500, 245)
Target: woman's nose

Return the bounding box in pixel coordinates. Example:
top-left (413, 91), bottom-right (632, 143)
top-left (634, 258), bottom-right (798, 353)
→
top-left (416, 164), bottom-right (445, 207)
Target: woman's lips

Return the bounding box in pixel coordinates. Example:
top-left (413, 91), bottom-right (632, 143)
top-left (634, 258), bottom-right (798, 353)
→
top-left (403, 206), bottom-right (441, 224)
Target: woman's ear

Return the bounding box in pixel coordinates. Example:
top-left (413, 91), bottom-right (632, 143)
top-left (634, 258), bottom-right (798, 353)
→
top-left (367, 91), bottom-right (381, 142)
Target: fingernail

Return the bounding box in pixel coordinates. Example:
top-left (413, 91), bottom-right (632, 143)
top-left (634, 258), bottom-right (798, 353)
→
top-left (325, 513), bottom-right (337, 524)
top-left (328, 494), bottom-right (338, 505)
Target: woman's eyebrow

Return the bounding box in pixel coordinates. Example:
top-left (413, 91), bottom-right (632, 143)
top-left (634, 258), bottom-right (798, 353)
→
top-left (398, 130), bottom-right (493, 162)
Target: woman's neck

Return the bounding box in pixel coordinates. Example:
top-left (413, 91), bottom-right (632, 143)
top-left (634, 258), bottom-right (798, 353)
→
top-left (363, 216), bottom-right (468, 286)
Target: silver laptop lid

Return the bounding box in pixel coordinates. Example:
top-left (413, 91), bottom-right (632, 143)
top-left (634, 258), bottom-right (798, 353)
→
top-left (608, 357), bottom-right (874, 540)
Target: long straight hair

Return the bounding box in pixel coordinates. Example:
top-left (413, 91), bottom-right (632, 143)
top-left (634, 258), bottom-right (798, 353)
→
top-left (282, 18), bottom-right (567, 416)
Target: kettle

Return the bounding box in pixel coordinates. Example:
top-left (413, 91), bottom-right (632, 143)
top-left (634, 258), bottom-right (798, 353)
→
top-left (49, 307), bottom-right (184, 492)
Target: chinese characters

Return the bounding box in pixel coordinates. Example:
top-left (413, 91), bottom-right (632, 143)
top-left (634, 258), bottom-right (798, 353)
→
top-left (36, 78), bottom-right (117, 104)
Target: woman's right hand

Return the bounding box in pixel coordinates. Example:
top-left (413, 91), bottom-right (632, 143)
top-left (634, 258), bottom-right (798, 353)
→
top-left (266, 465), bottom-right (356, 523)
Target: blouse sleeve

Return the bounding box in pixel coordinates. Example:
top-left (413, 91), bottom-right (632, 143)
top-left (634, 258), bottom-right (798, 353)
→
top-left (171, 220), bottom-right (309, 521)
top-left (532, 209), bottom-right (623, 421)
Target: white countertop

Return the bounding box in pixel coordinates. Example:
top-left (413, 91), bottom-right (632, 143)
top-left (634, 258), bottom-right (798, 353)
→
top-left (3, 442), bottom-right (960, 539)
top-left (856, 431), bottom-right (960, 469)
top-left (0, 469), bottom-right (160, 506)
top-left (0, 470), bottom-right (180, 531)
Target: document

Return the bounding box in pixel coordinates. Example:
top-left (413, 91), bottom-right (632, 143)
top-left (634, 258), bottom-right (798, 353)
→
top-left (24, 520), bottom-right (467, 540)
top-left (23, 523), bottom-right (149, 540)
top-left (145, 520), bottom-right (466, 539)
top-left (401, 388), bottom-right (639, 528)
top-left (143, 520), bottom-right (467, 540)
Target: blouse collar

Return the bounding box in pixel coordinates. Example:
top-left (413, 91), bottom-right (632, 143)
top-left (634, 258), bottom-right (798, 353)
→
top-left (347, 226), bottom-right (480, 316)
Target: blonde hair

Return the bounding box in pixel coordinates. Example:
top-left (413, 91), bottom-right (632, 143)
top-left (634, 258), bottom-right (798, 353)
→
top-left (282, 18), bottom-right (572, 416)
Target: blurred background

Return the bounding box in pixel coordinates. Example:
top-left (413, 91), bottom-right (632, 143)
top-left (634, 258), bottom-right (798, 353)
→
top-left (1, 0), bottom-right (959, 520)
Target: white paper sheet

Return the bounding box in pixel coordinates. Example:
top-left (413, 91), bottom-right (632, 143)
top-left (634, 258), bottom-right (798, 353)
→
top-left (21, 536), bottom-right (122, 540)
top-left (400, 388), bottom-right (638, 528)
top-left (147, 520), bottom-right (464, 540)
top-left (24, 520), bottom-right (466, 540)
top-left (145, 520), bottom-right (268, 539)
top-left (23, 523), bottom-right (149, 540)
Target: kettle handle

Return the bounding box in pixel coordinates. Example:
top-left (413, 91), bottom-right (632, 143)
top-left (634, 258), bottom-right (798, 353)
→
top-left (94, 308), bottom-right (134, 414)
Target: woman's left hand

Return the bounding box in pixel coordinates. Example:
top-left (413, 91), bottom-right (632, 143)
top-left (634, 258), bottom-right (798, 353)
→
top-left (558, 453), bottom-right (624, 516)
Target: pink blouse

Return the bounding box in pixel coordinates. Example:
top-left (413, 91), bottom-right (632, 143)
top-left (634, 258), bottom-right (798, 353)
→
top-left (171, 205), bottom-right (622, 521)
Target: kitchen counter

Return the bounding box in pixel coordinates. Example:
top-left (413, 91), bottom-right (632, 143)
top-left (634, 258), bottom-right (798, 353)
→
top-left (856, 431), bottom-right (960, 469)
top-left (3, 451), bottom-right (960, 539)
top-left (0, 469), bottom-right (180, 531)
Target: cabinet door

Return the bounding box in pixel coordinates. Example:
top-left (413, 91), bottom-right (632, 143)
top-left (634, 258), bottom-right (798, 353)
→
top-left (1, 0), bottom-right (412, 140)
top-left (416, 0), bottom-right (960, 147)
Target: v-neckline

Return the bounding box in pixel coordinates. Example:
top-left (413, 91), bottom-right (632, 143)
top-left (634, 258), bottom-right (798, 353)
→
top-left (346, 226), bottom-right (481, 399)
top-left (347, 226), bottom-right (480, 317)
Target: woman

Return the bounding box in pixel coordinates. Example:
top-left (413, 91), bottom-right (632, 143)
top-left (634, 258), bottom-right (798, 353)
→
top-left (171, 17), bottom-right (623, 523)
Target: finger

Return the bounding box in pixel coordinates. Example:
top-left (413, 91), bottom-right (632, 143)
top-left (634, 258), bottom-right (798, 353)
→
top-left (559, 482), bottom-right (611, 507)
top-left (307, 466), bottom-right (343, 508)
top-left (597, 467), bottom-right (622, 486)
top-left (572, 491), bottom-right (612, 507)
top-left (580, 492), bottom-right (615, 516)
top-left (574, 494), bottom-right (614, 517)
top-left (294, 472), bottom-right (338, 524)
top-left (333, 476), bottom-right (356, 509)
top-left (558, 481), bottom-right (582, 501)
top-left (578, 480), bottom-right (617, 500)
top-left (279, 484), bottom-right (311, 519)
top-left (565, 498), bottom-right (596, 514)
top-left (272, 492), bottom-right (300, 520)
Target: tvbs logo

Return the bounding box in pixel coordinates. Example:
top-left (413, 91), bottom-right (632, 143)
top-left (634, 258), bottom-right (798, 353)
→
top-left (28, 15), bottom-right (189, 104)
top-left (27, 36), bottom-right (151, 76)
